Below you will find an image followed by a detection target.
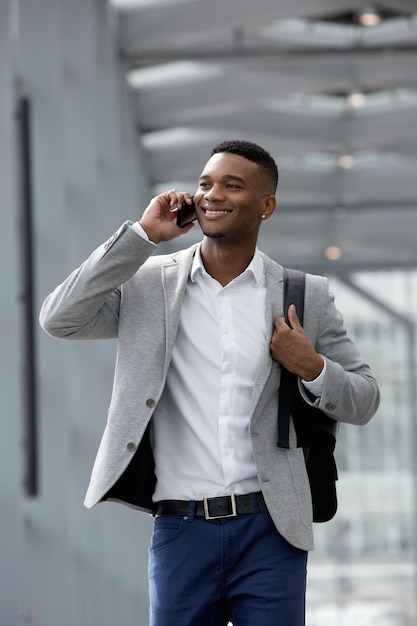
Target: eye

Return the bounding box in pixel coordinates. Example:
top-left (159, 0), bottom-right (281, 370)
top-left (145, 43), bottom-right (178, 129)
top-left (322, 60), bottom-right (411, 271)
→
top-left (199, 182), bottom-right (210, 189)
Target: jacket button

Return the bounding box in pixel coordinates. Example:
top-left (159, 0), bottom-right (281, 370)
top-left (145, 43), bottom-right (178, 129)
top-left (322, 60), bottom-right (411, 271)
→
top-left (126, 442), bottom-right (136, 452)
top-left (146, 398), bottom-right (155, 408)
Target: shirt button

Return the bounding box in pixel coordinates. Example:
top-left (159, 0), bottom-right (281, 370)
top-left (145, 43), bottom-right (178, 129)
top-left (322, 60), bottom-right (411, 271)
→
top-left (146, 398), bottom-right (155, 408)
top-left (126, 442), bottom-right (136, 452)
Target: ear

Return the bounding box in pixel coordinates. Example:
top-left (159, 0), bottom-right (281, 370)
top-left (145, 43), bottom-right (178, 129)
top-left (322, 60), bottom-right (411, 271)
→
top-left (260, 195), bottom-right (276, 221)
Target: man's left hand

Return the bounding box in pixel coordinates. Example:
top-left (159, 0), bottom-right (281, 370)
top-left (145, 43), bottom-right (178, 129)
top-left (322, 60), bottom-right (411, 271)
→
top-left (271, 304), bottom-right (324, 381)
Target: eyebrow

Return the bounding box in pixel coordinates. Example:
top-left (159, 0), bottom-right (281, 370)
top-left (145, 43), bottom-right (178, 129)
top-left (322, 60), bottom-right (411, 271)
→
top-left (199, 174), bottom-right (247, 185)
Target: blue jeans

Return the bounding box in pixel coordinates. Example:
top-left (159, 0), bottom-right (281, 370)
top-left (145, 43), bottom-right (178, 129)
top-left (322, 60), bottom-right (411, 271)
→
top-left (148, 498), bottom-right (307, 625)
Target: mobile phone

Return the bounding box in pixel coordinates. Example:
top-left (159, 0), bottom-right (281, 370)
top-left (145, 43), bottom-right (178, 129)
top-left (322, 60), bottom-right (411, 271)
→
top-left (176, 197), bottom-right (196, 228)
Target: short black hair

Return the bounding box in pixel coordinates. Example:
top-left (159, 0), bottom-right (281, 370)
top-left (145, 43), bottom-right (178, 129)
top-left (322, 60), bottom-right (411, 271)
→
top-left (210, 140), bottom-right (278, 193)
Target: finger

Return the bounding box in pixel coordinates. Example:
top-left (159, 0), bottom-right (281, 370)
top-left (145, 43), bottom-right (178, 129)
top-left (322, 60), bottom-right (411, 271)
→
top-left (163, 189), bottom-right (179, 208)
top-left (174, 193), bottom-right (193, 213)
top-left (167, 189), bottom-right (191, 208)
top-left (168, 190), bottom-right (181, 208)
top-left (273, 316), bottom-right (287, 331)
top-left (287, 304), bottom-right (302, 330)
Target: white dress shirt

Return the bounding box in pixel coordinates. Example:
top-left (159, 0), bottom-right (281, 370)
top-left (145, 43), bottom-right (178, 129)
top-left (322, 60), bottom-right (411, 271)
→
top-left (131, 223), bottom-right (325, 502)
top-left (152, 245), bottom-right (269, 501)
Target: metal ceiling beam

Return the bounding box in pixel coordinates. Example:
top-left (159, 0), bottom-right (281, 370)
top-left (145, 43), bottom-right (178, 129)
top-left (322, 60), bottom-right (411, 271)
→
top-left (117, 0), bottom-right (355, 50)
top-left (121, 45), bottom-right (417, 67)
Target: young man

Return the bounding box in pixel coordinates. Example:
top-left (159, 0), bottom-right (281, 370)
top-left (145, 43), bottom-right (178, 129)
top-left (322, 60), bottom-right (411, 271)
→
top-left (40, 140), bottom-right (380, 625)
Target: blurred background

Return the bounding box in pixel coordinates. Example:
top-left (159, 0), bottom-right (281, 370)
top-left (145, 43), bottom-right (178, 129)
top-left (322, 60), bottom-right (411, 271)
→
top-left (1, 0), bottom-right (417, 624)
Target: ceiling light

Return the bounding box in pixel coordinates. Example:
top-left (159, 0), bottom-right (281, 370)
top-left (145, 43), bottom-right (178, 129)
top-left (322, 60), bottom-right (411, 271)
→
top-left (325, 246), bottom-right (342, 261)
top-left (358, 6), bottom-right (381, 27)
top-left (347, 92), bottom-right (366, 107)
top-left (338, 155), bottom-right (355, 169)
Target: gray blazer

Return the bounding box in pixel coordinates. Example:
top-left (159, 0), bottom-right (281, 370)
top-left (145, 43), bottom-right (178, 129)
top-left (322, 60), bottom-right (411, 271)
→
top-left (39, 221), bottom-right (380, 551)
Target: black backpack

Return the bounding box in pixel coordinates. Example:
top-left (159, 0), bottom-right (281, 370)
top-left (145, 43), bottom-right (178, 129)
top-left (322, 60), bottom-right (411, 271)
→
top-left (277, 268), bottom-right (338, 523)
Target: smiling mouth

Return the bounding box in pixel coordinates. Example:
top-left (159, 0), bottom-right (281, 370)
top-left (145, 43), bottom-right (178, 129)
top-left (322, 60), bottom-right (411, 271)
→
top-left (202, 208), bottom-right (230, 217)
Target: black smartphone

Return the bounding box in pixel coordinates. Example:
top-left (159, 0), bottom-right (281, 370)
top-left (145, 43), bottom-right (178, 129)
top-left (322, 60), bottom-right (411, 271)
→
top-left (176, 197), bottom-right (196, 228)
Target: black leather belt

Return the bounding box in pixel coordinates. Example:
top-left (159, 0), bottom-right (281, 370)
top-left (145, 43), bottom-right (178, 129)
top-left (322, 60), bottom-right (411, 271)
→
top-left (153, 492), bottom-right (267, 520)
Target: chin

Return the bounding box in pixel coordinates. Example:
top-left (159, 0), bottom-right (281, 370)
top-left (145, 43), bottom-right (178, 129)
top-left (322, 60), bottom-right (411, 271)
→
top-left (203, 231), bottom-right (226, 239)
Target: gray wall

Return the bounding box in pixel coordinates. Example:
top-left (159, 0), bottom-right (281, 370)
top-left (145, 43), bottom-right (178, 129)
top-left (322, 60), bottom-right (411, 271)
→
top-left (1, 1), bottom-right (153, 624)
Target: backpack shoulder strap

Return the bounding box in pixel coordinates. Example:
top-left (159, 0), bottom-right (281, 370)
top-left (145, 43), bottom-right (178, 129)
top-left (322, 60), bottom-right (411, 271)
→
top-left (277, 268), bottom-right (306, 449)
top-left (283, 268), bottom-right (305, 325)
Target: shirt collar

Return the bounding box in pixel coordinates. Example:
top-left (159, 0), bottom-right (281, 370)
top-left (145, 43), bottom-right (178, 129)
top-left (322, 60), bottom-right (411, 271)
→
top-left (190, 244), bottom-right (264, 286)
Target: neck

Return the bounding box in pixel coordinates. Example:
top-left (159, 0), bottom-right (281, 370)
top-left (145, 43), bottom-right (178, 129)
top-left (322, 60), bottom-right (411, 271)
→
top-left (200, 239), bottom-right (256, 286)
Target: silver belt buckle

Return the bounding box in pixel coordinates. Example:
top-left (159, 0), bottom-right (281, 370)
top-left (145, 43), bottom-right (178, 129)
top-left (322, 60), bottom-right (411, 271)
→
top-left (203, 494), bottom-right (237, 520)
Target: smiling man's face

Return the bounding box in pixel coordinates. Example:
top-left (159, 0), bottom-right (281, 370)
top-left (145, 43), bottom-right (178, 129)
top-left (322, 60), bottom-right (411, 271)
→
top-left (194, 152), bottom-right (276, 244)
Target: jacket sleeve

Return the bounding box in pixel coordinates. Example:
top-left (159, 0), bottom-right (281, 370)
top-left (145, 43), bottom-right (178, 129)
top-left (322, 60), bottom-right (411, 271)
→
top-left (298, 274), bottom-right (380, 426)
top-left (39, 221), bottom-right (156, 340)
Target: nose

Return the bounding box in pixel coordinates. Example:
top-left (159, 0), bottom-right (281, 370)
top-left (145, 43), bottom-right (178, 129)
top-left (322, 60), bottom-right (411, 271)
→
top-left (203, 184), bottom-right (225, 202)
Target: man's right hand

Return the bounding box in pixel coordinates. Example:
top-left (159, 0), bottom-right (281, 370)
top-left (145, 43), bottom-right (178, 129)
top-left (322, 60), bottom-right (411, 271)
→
top-left (139, 190), bottom-right (195, 244)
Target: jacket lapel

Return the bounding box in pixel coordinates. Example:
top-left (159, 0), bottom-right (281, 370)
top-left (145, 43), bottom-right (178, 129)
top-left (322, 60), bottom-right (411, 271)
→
top-left (160, 245), bottom-right (198, 374)
top-left (250, 257), bottom-right (285, 414)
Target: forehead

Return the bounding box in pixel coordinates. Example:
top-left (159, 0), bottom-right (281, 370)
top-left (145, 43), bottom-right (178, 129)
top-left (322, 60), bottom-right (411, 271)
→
top-left (200, 152), bottom-right (259, 180)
